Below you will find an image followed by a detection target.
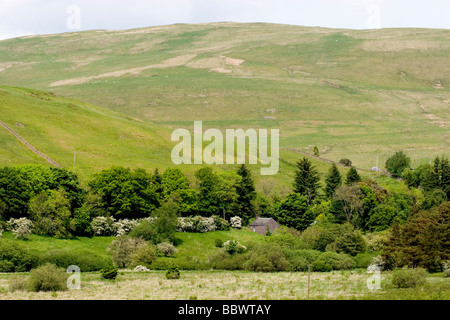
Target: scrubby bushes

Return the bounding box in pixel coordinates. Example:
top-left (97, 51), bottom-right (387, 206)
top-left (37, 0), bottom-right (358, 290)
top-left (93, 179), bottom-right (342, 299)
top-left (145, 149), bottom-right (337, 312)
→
top-left (100, 266), bottom-right (118, 280)
top-left (391, 267), bottom-right (427, 288)
top-left (130, 243), bottom-right (157, 268)
top-left (242, 243), bottom-right (290, 272)
top-left (443, 261), bottom-right (450, 277)
top-left (325, 229), bottom-right (367, 256)
top-left (166, 264), bottom-right (181, 279)
top-left (41, 249), bottom-right (113, 272)
top-left (222, 240), bottom-right (247, 255)
top-left (312, 252), bottom-right (355, 272)
top-left (108, 236), bottom-right (148, 268)
top-left (177, 216), bottom-right (216, 233)
top-left (28, 263), bottom-right (68, 292)
top-left (0, 239), bottom-right (39, 272)
top-left (283, 249), bottom-right (322, 271)
top-left (157, 242), bottom-right (178, 257)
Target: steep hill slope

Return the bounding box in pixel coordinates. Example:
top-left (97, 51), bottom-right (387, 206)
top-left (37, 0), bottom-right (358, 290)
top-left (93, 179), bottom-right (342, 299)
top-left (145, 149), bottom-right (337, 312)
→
top-left (0, 85), bottom-right (174, 179)
top-left (0, 23), bottom-right (448, 169)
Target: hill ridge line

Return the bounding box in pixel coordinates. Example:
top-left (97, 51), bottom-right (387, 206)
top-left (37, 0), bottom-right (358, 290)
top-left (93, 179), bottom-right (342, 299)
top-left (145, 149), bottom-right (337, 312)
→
top-left (0, 119), bottom-right (62, 168)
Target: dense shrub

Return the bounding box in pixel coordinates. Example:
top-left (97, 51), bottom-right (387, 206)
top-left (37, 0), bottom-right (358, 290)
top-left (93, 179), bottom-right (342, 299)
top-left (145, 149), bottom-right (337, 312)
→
top-left (177, 216), bottom-right (216, 233)
top-left (326, 229), bottom-right (367, 256)
top-left (100, 266), bottom-right (118, 280)
top-left (312, 223), bottom-right (353, 252)
top-left (283, 249), bottom-right (322, 271)
top-left (288, 256), bottom-right (309, 272)
top-left (157, 242), bottom-right (178, 257)
top-left (211, 215), bottom-right (230, 231)
top-left (9, 275), bottom-right (29, 292)
top-left (209, 251), bottom-right (248, 270)
top-left (443, 261), bottom-right (450, 277)
top-left (107, 236), bottom-right (147, 268)
top-left (41, 249), bottom-right (112, 272)
top-left (130, 243), bottom-right (157, 268)
top-left (129, 220), bottom-right (158, 242)
top-left (364, 232), bottom-right (387, 252)
top-left (29, 189), bottom-right (75, 238)
top-left (266, 231), bottom-right (306, 250)
top-left (242, 243), bottom-right (290, 272)
top-left (214, 239), bottom-right (223, 248)
top-left (72, 207), bottom-right (93, 236)
top-left (0, 239), bottom-right (39, 272)
top-left (28, 263), bottom-right (68, 292)
top-left (353, 252), bottom-right (378, 268)
top-left (339, 159), bottom-right (352, 167)
top-left (312, 252), bottom-right (355, 271)
top-left (391, 267), bottom-right (427, 288)
top-left (114, 219), bottom-right (139, 236)
top-left (230, 216), bottom-right (242, 229)
top-left (7, 218), bottom-right (33, 239)
top-left (367, 205), bottom-right (397, 231)
top-left (166, 264), bottom-right (181, 279)
top-left (222, 240), bottom-right (247, 255)
top-left (299, 225), bottom-right (324, 249)
top-left (91, 216), bottom-right (116, 236)
top-left (385, 151), bottom-right (411, 178)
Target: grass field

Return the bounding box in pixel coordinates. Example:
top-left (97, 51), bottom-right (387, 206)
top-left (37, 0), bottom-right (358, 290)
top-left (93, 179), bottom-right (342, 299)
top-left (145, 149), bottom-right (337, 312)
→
top-left (0, 270), bottom-right (448, 300)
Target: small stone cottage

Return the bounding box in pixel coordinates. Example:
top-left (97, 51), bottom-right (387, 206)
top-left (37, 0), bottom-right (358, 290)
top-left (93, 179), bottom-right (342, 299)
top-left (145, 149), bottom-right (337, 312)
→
top-left (249, 217), bottom-right (280, 235)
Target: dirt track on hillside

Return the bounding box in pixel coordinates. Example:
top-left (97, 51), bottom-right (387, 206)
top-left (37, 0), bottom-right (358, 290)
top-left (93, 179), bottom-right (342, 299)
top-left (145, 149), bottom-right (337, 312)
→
top-left (0, 119), bottom-right (62, 167)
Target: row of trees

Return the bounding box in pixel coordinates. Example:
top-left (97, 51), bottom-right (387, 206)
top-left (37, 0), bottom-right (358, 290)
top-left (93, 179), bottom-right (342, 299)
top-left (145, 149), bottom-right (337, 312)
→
top-left (0, 164), bottom-right (257, 237)
top-left (0, 152), bottom-right (448, 238)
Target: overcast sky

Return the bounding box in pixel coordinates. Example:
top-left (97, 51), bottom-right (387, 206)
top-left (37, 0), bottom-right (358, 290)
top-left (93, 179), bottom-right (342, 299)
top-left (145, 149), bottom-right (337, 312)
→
top-left (0, 0), bottom-right (449, 40)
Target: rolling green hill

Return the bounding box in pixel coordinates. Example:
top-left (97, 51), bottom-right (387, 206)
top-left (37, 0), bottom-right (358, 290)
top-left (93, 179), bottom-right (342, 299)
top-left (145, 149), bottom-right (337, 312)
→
top-left (0, 22), bottom-right (448, 180)
top-left (1, 84), bottom-right (365, 189)
top-left (0, 85), bottom-right (175, 180)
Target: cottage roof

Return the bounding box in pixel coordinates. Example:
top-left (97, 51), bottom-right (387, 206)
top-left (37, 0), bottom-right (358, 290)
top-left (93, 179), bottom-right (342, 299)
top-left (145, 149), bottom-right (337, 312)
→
top-left (250, 218), bottom-right (275, 226)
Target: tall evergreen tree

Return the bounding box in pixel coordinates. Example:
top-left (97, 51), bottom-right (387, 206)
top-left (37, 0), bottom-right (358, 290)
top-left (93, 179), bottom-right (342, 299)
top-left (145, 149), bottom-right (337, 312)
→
top-left (153, 168), bottom-right (163, 198)
top-left (325, 163), bottom-right (342, 198)
top-left (293, 157), bottom-right (320, 205)
top-left (346, 167), bottom-right (361, 185)
top-left (195, 167), bottom-right (220, 217)
top-left (433, 156), bottom-right (450, 200)
top-left (236, 164), bottom-right (256, 225)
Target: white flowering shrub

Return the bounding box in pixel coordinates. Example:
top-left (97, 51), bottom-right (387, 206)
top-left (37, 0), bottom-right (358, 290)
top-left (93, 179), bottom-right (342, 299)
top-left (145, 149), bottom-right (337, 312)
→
top-left (443, 261), bottom-right (450, 278)
top-left (134, 265), bottom-right (150, 272)
top-left (222, 240), bottom-right (247, 254)
top-left (157, 242), bottom-right (178, 257)
top-left (177, 216), bottom-right (216, 233)
top-left (91, 216), bottom-right (117, 236)
top-left (114, 219), bottom-right (140, 237)
top-left (7, 218), bottom-right (34, 239)
top-left (0, 226), bottom-right (3, 238)
top-left (230, 216), bottom-right (242, 229)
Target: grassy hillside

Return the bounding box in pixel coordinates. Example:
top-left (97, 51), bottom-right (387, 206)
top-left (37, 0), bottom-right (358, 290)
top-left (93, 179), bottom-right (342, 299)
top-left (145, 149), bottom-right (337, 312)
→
top-left (0, 85), bottom-right (175, 180)
top-left (0, 22), bottom-right (448, 170)
top-left (0, 84), bottom-right (383, 189)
